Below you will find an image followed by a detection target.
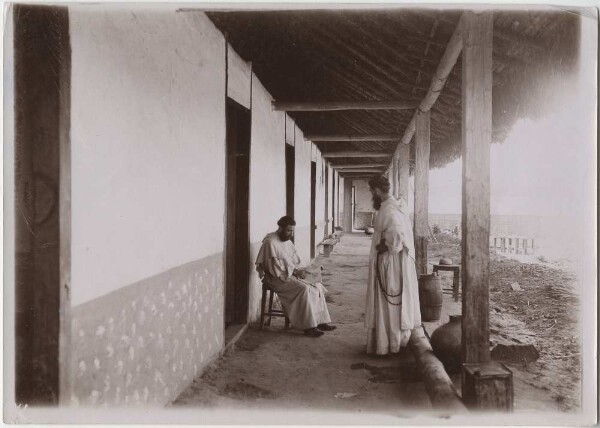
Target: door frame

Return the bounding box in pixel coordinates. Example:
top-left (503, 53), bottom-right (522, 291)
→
top-left (224, 97), bottom-right (251, 328)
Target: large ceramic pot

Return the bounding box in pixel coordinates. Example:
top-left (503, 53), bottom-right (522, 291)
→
top-left (418, 274), bottom-right (443, 321)
top-left (431, 314), bottom-right (462, 374)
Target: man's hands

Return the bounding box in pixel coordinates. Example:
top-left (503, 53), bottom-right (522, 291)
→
top-left (376, 239), bottom-right (388, 253)
top-left (293, 268), bottom-right (307, 279)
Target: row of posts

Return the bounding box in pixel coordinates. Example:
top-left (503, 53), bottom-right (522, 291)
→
top-left (386, 12), bottom-right (514, 412)
top-left (491, 236), bottom-right (535, 255)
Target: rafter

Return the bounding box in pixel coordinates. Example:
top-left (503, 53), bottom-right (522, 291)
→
top-left (395, 14), bottom-right (464, 150)
top-left (293, 15), bottom-right (427, 97)
top-left (331, 163), bottom-right (388, 168)
top-left (273, 101), bottom-right (417, 112)
top-left (335, 168), bottom-right (386, 173)
top-left (306, 134), bottom-right (402, 142)
top-left (323, 151), bottom-right (391, 158)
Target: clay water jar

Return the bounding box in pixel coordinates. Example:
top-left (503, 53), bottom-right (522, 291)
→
top-left (418, 273), bottom-right (443, 321)
top-left (431, 314), bottom-right (463, 374)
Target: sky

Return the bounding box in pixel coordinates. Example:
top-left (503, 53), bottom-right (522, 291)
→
top-left (417, 59), bottom-right (595, 218)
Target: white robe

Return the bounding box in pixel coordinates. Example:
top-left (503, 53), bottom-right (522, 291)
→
top-left (365, 197), bottom-right (422, 355)
top-left (256, 232), bottom-right (331, 330)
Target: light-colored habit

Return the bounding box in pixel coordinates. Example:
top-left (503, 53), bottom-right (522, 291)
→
top-left (365, 197), bottom-right (422, 355)
top-left (256, 232), bottom-right (331, 330)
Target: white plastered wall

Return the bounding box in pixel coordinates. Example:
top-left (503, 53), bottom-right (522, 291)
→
top-left (247, 74), bottom-right (286, 320)
top-left (294, 124), bottom-right (312, 263)
top-left (248, 75), bottom-right (286, 244)
top-left (312, 145), bottom-right (327, 245)
top-left (69, 7), bottom-right (226, 305)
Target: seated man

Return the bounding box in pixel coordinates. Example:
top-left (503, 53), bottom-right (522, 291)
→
top-left (256, 216), bottom-right (336, 337)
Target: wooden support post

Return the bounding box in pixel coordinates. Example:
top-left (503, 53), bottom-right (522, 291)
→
top-left (462, 9), bottom-right (493, 365)
top-left (414, 110), bottom-right (430, 275)
top-left (398, 143), bottom-right (410, 203)
top-left (392, 153), bottom-right (400, 198)
top-left (461, 11), bottom-right (512, 412)
top-left (343, 179), bottom-right (353, 232)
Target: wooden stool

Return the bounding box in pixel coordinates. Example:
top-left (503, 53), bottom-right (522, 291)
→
top-left (432, 264), bottom-right (461, 301)
top-left (260, 281), bottom-right (290, 329)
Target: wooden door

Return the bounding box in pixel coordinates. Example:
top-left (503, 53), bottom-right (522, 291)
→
top-left (225, 98), bottom-right (251, 327)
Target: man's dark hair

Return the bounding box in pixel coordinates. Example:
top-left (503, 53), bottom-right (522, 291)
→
top-left (368, 175), bottom-right (391, 193)
top-left (277, 216), bottom-right (296, 228)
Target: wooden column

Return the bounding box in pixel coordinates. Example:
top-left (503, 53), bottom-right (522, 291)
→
top-left (337, 176), bottom-right (343, 229)
top-left (461, 10), bottom-right (493, 366)
top-left (398, 143), bottom-right (410, 203)
top-left (14, 5), bottom-right (71, 405)
top-left (343, 179), bottom-right (353, 232)
top-left (461, 12), bottom-right (514, 412)
top-left (414, 110), bottom-right (430, 275)
top-left (392, 153), bottom-right (400, 198)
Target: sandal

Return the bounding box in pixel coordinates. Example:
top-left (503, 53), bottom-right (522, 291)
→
top-left (317, 324), bottom-right (337, 331)
top-left (304, 328), bottom-right (324, 337)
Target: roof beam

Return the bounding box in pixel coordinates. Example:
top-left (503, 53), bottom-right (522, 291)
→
top-left (415, 10), bottom-right (546, 51)
top-left (323, 152), bottom-right (390, 158)
top-left (273, 100), bottom-right (417, 112)
top-left (338, 171), bottom-right (378, 176)
top-left (307, 134), bottom-right (402, 142)
top-left (335, 168), bottom-right (385, 173)
top-left (395, 14), bottom-right (464, 152)
top-left (339, 176), bottom-right (376, 181)
top-left (331, 163), bottom-right (388, 168)
top-left (295, 15), bottom-right (424, 97)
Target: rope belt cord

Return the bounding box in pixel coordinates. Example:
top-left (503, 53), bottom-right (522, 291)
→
top-left (375, 251), bottom-right (403, 306)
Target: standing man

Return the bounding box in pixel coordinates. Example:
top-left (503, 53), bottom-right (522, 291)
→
top-left (365, 175), bottom-right (422, 355)
top-left (256, 216), bottom-right (336, 337)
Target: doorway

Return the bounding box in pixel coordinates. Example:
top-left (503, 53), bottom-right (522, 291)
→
top-left (331, 173), bottom-right (336, 229)
top-left (285, 144), bottom-right (295, 221)
top-left (324, 164), bottom-right (329, 239)
top-left (352, 186), bottom-right (356, 231)
top-left (225, 98), bottom-right (251, 328)
top-left (310, 161), bottom-right (316, 259)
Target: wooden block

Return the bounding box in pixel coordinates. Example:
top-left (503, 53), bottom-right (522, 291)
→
top-left (462, 362), bottom-right (514, 412)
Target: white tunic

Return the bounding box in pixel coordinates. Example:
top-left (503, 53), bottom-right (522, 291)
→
top-left (256, 232), bottom-right (331, 330)
top-left (365, 197), bottom-right (422, 355)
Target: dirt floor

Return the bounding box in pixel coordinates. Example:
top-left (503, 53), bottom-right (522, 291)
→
top-left (173, 232), bottom-right (581, 417)
top-left (174, 233), bottom-right (432, 419)
top-left (429, 233), bottom-right (581, 412)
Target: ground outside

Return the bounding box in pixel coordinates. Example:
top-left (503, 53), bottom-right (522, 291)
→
top-left (173, 232), bottom-right (579, 418)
